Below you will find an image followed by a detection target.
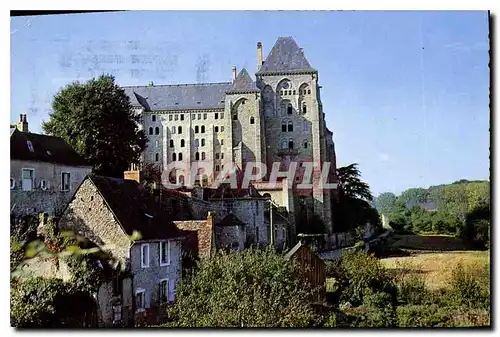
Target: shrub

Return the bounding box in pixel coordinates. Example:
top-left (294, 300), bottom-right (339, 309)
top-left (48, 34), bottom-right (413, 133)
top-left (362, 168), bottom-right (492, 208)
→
top-left (166, 248), bottom-right (318, 327)
top-left (397, 304), bottom-right (490, 327)
top-left (335, 250), bottom-right (398, 307)
top-left (447, 263), bottom-right (490, 309)
top-left (343, 305), bottom-right (396, 328)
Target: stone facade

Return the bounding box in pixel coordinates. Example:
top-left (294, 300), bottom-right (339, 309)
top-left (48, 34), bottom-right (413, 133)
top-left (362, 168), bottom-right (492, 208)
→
top-left (10, 159), bottom-right (91, 216)
top-left (123, 37), bottom-right (338, 238)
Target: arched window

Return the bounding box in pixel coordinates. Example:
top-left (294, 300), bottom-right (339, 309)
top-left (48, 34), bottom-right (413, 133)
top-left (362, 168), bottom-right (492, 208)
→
top-left (281, 121), bottom-right (287, 132)
top-left (149, 127), bottom-right (153, 135)
top-left (195, 152), bottom-right (200, 160)
top-left (288, 139), bottom-right (294, 149)
top-left (169, 139), bottom-right (174, 148)
top-left (178, 152), bottom-right (183, 161)
top-left (179, 175), bottom-right (185, 185)
top-left (201, 126), bottom-right (205, 133)
top-left (155, 127), bottom-right (160, 135)
top-left (172, 153), bottom-right (177, 161)
top-left (171, 126), bottom-right (176, 134)
top-left (195, 139), bottom-right (199, 147)
top-left (287, 104), bottom-right (293, 115)
top-left (201, 152), bottom-right (206, 160)
top-left (250, 117), bottom-right (255, 124)
top-left (201, 138), bottom-right (205, 147)
top-left (215, 126), bottom-right (219, 133)
top-left (180, 139), bottom-right (185, 147)
top-left (178, 126), bottom-right (182, 134)
top-left (281, 103), bottom-right (287, 116)
top-left (287, 121), bottom-right (293, 132)
top-left (303, 140), bottom-right (308, 149)
top-left (195, 125), bottom-right (199, 133)
top-left (302, 103), bottom-right (307, 114)
top-left (155, 153), bottom-right (159, 161)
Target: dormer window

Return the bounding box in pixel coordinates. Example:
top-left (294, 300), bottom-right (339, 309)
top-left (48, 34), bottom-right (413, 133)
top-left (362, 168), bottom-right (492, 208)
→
top-left (26, 141), bottom-right (34, 152)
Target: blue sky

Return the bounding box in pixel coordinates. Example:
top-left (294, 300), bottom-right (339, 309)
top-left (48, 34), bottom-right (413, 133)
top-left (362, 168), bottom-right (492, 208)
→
top-left (10, 11), bottom-right (490, 195)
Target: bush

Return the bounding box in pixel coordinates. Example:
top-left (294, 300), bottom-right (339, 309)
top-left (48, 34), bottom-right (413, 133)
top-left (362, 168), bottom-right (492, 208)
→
top-left (335, 250), bottom-right (398, 307)
top-left (11, 277), bottom-right (97, 328)
top-left (447, 263), bottom-right (490, 309)
top-left (397, 304), bottom-right (490, 327)
top-left (166, 248), bottom-right (318, 327)
top-left (343, 305), bottom-right (396, 328)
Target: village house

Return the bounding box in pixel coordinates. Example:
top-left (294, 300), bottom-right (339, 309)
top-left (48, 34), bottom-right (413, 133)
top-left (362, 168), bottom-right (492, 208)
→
top-left (10, 114), bottom-right (92, 216)
top-left (57, 174), bottom-right (186, 326)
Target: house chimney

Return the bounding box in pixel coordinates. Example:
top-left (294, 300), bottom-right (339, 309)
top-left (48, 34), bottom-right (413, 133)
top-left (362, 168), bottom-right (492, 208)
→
top-left (232, 66), bottom-right (237, 82)
top-left (124, 166), bottom-right (143, 184)
top-left (257, 42), bottom-right (263, 71)
top-left (16, 114), bottom-right (29, 133)
top-left (148, 81), bottom-right (154, 86)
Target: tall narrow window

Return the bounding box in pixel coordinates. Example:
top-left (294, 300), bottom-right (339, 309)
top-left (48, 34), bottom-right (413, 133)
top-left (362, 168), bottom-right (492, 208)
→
top-left (215, 153), bottom-right (220, 159)
top-left (195, 152), bottom-right (200, 160)
top-left (172, 153), bottom-right (177, 161)
top-left (141, 244), bottom-right (150, 268)
top-left (203, 113), bottom-right (207, 120)
top-left (195, 126), bottom-right (199, 133)
top-left (160, 279), bottom-right (169, 303)
top-left (302, 103), bottom-right (307, 114)
top-left (233, 114), bottom-right (237, 120)
top-left (250, 117), bottom-right (255, 124)
top-left (155, 140), bottom-right (159, 148)
top-left (61, 172), bottom-right (70, 192)
top-left (287, 104), bottom-right (293, 115)
top-left (136, 289), bottom-right (145, 310)
top-left (288, 121), bottom-right (293, 132)
top-left (215, 113), bottom-right (219, 119)
top-left (178, 153), bottom-right (183, 161)
top-left (215, 164), bottom-right (220, 171)
top-left (169, 139), bottom-right (174, 148)
top-left (201, 139), bottom-right (205, 147)
top-left (221, 126), bottom-right (224, 132)
top-left (303, 140), bottom-right (308, 149)
top-left (22, 168), bottom-right (34, 191)
top-left (281, 104), bottom-right (287, 116)
top-left (180, 139), bottom-right (185, 147)
top-left (221, 153), bottom-right (224, 159)
top-left (155, 153), bottom-right (159, 162)
top-left (201, 152), bottom-right (206, 160)
top-left (171, 126), bottom-right (176, 134)
top-left (155, 127), bottom-right (160, 135)
top-left (160, 241), bottom-right (170, 266)
top-left (180, 114), bottom-right (184, 121)
top-left (215, 126), bottom-right (219, 133)
top-left (221, 113), bottom-right (224, 119)
top-left (192, 114), bottom-right (196, 120)
top-left (288, 139), bottom-right (294, 149)
top-left (174, 114), bottom-right (178, 121)
top-left (169, 115), bottom-right (173, 121)
top-left (201, 126), bottom-right (205, 133)
top-left (282, 121), bottom-right (287, 132)
top-left (152, 115), bottom-right (156, 122)
top-left (149, 127), bottom-right (153, 135)
top-left (220, 139), bottom-right (224, 145)
top-left (178, 126), bottom-right (182, 134)
top-left (197, 113), bottom-right (201, 119)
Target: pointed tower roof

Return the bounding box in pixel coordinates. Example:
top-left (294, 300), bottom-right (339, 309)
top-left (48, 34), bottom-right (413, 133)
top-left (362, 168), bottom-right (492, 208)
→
top-left (256, 37), bottom-right (317, 75)
top-left (226, 68), bottom-right (260, 94)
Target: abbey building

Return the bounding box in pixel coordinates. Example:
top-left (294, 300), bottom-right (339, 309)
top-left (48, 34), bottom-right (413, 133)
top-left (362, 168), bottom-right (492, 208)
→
top-left (123, 37), bottom-right (338, 234)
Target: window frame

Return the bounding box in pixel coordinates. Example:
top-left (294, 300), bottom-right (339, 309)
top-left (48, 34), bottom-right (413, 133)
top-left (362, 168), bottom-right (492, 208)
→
top-left (152, 114), bottom-right (156, 122)
top-left (159, 240), bottom-right (171, 266)
top-left (159, 279), bottom-right (169, 303)
top-left (141, 243), bottom-right (150, 268)
top-left (135, 288), bottom-right (146, 312)
top-left (61, 171), bottom-right (71, 192)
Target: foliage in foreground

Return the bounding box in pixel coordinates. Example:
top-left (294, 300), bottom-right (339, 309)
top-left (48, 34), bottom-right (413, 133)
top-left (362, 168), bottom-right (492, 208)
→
top-left (165, 248), bottom-right (318, 327)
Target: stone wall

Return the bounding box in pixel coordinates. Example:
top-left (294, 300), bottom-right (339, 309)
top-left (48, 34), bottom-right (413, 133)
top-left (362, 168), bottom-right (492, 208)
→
top-left (58, 178), bottom-right (132, 262)
top-left (215, 225), bottom-right (245, 251)
top-left (10, 159), bottom-right (91, 216)
top-left (173, 217), bottom-right (214, 259)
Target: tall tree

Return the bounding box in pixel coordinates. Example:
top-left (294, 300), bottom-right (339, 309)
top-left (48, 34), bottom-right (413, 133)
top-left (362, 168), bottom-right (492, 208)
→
top-left (334, 163), bottom-right (379, 232)
top-left (42, 74), bottom-right (147, 177)
top-left (375, 192), bottom-right (397, 215)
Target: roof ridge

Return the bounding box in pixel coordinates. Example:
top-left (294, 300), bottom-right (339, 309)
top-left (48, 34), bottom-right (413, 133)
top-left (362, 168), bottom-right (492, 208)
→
top-left (122, 81), bottom-right (232, 88)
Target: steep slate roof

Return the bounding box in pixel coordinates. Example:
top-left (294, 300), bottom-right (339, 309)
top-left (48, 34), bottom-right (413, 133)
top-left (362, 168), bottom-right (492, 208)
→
top-left (10, 129), bottom-right (89, 167)
top-left (216, 213), bottom-right (246, 227)
top-left (226, 68), bottom-right (260, 94)
top-left (123, 82), bottom-right (232, 111)
top-left (89, 175), bottom-right (184, 241)
top-left (257, 37), bottom-right (317, 75)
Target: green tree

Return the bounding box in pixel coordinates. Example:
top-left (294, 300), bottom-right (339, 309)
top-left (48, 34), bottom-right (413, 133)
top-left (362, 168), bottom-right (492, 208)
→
top-left (165, 248), bottom-right (317, 327)
top-left (42, 74), bottom-right (147, 178)
top-left (398, 188), bottom-right (429, 208)
top-left (375, 192), bottom-right (397, 215)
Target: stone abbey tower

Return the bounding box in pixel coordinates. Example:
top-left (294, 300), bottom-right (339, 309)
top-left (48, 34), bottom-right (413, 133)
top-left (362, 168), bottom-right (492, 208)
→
top-left (123, 37), bottom-right (338, 234)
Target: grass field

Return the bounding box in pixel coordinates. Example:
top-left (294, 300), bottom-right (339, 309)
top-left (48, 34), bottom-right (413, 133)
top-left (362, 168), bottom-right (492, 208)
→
top-left (380, 234), bottom-right (490, 289)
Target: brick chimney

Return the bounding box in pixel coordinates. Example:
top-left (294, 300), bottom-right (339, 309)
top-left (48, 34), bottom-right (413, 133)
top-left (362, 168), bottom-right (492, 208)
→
top-left (257, 42), bottom-right (263, 71)
top-left (124, 165), bottom-right (144, 184)
top-left (16, 114), bottom-right (29, 133)
top-left (232, 66), bottom-right (237, 83)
